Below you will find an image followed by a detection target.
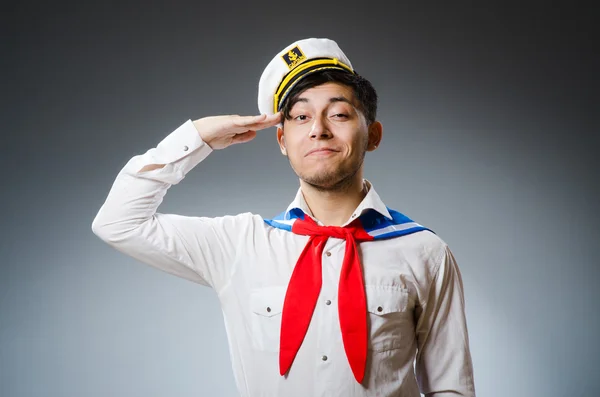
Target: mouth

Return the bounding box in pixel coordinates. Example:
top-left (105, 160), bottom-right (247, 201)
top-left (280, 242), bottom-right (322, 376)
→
top-left (306, 148), bottom-right (339, 157)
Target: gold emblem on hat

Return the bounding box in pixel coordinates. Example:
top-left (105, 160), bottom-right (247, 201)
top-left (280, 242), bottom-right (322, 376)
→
top-left (281, 46), bottom-right (307, 70)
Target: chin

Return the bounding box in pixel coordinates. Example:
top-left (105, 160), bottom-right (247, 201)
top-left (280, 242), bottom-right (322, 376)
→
top-left (299, 170), bottom-right (353, 189)
top-left (291, 159), bottom-right (358, 188)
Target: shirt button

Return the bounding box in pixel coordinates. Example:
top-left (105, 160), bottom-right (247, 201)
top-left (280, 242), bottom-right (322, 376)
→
top-left (183, 145), bottom-right (189, 151)
top-left (377, 306), bottom-right (383, 312)
top-left (325, 300), bottom-right (331, 305)
top-left (325, 251), bottom-right (331, 257)
top-left (321, 355), bottom-right (328, 361)
top-left (266, 307), bottom-right (271, 313)
top-left (351, 214), bottom-right (356, 218)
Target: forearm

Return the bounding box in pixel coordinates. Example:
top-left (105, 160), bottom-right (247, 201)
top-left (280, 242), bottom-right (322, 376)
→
top-left (91, 119), bottom-right (210, 241)
top-left (90, 119), bottom-right (222, 286)
top-left (90, 113), bottom-right (279, 288)
top-left (136, 119), bottom-right (212, 173)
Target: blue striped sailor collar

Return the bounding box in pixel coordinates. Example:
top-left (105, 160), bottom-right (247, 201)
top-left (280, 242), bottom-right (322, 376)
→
top-left (266, 180), bottom-right (433, 238)
top-left (283, 179), bottom-right (393, 227)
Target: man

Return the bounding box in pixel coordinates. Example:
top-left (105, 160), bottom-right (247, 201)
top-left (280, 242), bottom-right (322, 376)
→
top-left (92, 38), bottom-right (476, 396)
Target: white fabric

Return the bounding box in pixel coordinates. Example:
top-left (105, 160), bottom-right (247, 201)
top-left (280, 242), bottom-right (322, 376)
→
top-left (92, 120), bottom-right (476, 397)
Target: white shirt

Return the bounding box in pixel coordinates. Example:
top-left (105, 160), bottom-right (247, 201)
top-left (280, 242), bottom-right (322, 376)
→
top-left (91, 119), bottom-right (476, 397)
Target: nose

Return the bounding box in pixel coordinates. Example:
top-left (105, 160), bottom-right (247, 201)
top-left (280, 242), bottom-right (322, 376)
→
top-left (309, 116), bottom-right (332, 139)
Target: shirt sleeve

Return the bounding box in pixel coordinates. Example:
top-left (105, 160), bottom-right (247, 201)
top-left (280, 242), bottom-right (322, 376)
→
top-left (91, 119), bottom-right (250, 292)
top-left (414, 243), bottom-right (476, 397)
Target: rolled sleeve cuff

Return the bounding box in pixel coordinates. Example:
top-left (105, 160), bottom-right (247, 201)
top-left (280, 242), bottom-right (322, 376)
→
top-left (126, 119), bottom-right (213, 185)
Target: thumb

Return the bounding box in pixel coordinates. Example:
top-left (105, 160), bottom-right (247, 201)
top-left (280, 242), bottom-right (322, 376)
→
top-left (230, 130), bottom-right (257, 145)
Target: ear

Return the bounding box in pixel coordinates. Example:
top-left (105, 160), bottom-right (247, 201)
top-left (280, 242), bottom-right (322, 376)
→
top-left (276, 127), bottom-right (287, 155)
top-left (366, 121), bottom-right (383, 151)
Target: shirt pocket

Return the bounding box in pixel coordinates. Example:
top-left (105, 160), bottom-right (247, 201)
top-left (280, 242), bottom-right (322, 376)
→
top-left (364, 285), bottom-right (411, 352)
top-left (249, 285), bottom-right (287, 352)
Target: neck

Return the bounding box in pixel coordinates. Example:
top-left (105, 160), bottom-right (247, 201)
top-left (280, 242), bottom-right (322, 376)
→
top-left (299, 172), bottom-right (368, 227)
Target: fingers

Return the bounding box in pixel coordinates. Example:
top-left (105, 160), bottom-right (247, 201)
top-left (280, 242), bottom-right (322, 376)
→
top-left (253, 112), bottom-right (283, 131)
top-left (235, 114), bottom-right (267, 125)
top-left (234, 112), bottom-right (282, 130)
top-left (230, 113), bottom-right (280, 146)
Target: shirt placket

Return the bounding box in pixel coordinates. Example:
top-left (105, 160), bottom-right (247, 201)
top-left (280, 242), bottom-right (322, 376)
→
top-left (314, 237), bottom-right (346, 396)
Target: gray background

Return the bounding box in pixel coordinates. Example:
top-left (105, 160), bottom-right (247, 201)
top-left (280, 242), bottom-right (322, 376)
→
top-left (2, 2), bottom-right (598, 396)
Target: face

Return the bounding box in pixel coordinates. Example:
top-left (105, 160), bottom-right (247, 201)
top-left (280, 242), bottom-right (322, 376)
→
top-left (277, 82), bottom-right (381, 190)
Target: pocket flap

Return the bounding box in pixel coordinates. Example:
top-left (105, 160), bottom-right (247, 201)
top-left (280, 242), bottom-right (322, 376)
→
top-left (250, 286), bottom-right (287, 317)
top-left (365, 285), bottom-right (409, 315)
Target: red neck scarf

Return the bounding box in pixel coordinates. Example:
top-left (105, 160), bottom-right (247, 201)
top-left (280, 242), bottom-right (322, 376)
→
top-left (279, 215), bottom-right (374, 383)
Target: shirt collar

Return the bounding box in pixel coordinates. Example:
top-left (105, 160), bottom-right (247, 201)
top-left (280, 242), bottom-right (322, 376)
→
top-left (284, 179), bottom-right (393, 226)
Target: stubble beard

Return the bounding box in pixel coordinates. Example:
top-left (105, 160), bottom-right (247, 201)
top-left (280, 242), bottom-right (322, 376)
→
top-left (289, 140), bottom-right (368, 194)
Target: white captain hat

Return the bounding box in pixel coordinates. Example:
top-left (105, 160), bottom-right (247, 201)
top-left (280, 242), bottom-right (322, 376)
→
top-left (257, 38), bottom-right (355, 116)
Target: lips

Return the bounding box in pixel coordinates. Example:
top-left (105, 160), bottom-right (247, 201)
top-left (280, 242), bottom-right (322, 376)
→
top-left (306, 148), bottom-right (338, 156)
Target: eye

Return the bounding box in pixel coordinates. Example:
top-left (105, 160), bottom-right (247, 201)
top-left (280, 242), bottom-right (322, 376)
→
top-left (294, 115), bottom-right (308, 121)
top-left (332, 113), bottom-right (348, 118)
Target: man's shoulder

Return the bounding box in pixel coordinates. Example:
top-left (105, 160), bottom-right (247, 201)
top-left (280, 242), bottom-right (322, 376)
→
top-left (390, 227), bottom-right (449, 267)
top-left (413, 228), bottom-right (447, 248)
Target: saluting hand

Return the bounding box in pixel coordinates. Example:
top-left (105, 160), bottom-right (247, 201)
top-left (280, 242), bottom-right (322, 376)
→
top-left (193, 112), bottom-right (282, 150)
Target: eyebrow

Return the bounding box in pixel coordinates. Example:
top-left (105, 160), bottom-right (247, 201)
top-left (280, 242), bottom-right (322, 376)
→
top-left (291, 96), bottom-right (354, 110)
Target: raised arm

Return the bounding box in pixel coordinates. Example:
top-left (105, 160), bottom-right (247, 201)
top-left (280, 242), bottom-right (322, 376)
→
top-left (91, 113), bottom-right (281, 291)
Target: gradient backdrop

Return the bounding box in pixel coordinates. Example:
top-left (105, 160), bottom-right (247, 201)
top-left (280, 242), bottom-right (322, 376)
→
top-left (2, 2), bottom-right (598, 397)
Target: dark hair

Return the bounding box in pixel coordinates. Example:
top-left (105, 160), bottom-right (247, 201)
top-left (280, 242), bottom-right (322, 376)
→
top-left (280, 69), bottom-right (378, 125)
